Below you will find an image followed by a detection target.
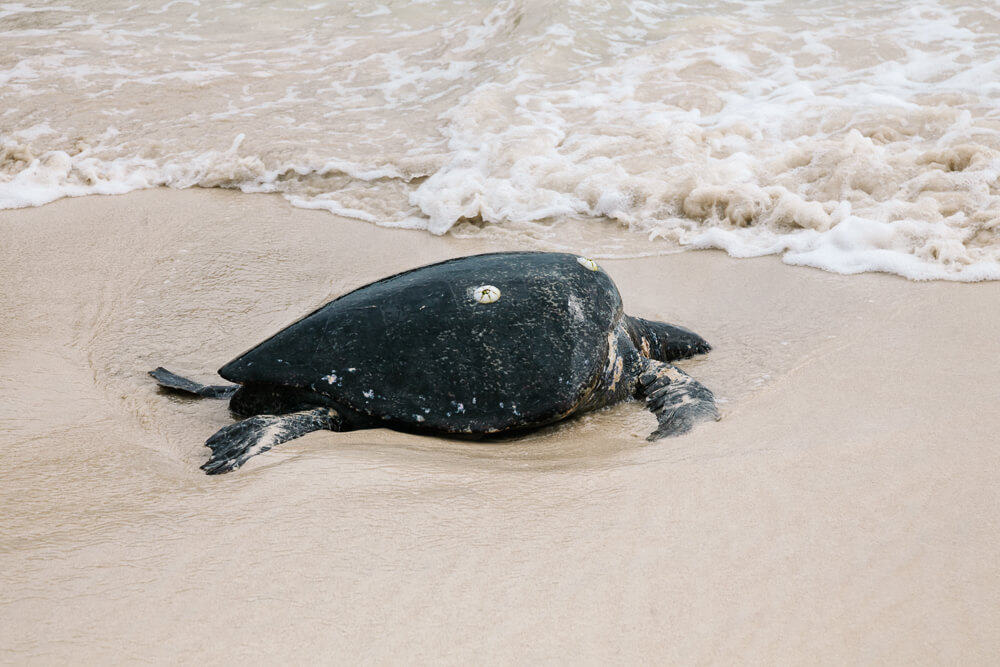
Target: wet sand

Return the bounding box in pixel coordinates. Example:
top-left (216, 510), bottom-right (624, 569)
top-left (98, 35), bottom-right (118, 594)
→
top-left (2, 188), bottom-right (999, 663)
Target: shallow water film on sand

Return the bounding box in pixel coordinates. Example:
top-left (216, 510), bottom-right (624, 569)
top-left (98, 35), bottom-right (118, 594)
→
top-left (2, 0), bottom-right (1000, 278)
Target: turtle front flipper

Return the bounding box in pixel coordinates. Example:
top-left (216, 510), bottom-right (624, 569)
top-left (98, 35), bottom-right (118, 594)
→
top-left (149, 367), bottom-right (238, 399)
top-left (638, 360), bottom-right (720, 440)
top-left (201, 407), bottom-right (342, 475)
top-left (625, 316), bottom-right (711, 362)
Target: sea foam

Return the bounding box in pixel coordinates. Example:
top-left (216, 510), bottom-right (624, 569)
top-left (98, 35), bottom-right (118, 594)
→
top-left (2, 0), bottom-right (999, 280)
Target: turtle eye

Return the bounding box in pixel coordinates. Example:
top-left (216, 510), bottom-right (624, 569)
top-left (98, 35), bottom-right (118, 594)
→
top-left (577, 256), bottom-right (599, 271)
top-left (473, 285), bottom-right (501, 304)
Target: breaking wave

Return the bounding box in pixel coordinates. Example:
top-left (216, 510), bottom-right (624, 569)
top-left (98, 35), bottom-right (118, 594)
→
top-left (2, 0), bottom-right (999, 280)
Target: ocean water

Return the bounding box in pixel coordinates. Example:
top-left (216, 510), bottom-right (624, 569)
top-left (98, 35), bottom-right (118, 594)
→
top-left (2, 0), bottom-right (999, 280)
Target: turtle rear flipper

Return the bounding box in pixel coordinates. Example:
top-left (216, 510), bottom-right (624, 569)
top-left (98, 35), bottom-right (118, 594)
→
top-left (149, 367), bottom-right (238, 399)
top-left (638, 360), bottom-right (720, 440)
top-left (201, 407), bottom-right (343, 475)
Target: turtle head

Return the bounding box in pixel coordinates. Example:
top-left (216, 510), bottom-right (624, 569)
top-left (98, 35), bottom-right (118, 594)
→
top-left (625, 315), bottom-right (711, 363)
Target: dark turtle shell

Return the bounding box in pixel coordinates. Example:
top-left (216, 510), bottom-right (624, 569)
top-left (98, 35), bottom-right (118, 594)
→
top-left (219, 252), bottom-right (624, 434)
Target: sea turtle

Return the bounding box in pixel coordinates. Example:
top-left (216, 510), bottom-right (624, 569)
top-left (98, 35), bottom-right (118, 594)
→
top-left (150, 251), bottom-right (719, 474)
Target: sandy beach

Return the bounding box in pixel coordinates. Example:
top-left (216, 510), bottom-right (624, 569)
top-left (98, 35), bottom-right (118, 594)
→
top-left (2, 188), bottom-right (998, 663)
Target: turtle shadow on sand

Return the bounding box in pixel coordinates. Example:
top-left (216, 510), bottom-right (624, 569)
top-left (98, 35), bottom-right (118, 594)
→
top-left (150, 251), bottom-right (719, 474)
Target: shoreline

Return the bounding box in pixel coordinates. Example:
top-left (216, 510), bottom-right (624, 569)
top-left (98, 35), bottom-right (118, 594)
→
top-left (2, 188), bottom-right (999, 663)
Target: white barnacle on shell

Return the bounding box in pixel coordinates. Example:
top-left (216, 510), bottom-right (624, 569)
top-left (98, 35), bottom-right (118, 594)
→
top-left (473, 284), bottom-right (501, 304)
top-left (577, 256), bottom-right (599, 271)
